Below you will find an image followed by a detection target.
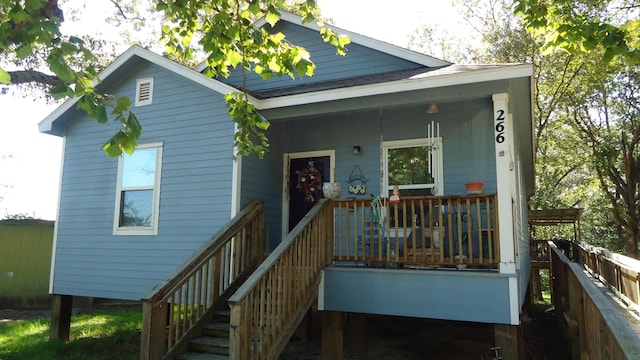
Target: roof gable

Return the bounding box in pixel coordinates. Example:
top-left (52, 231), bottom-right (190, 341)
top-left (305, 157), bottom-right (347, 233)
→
top-left (39, 46), bottom-right (244, 135)
top-left (197, 12), bottom-right (451, 95)
top-left (270, 12), bottom-right (450, 68)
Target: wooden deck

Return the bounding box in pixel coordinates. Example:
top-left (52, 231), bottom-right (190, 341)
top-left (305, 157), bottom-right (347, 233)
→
top-left (550, 241), bottom-right (640, 359)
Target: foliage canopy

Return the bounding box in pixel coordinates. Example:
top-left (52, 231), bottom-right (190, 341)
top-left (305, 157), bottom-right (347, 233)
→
top-left (0, 0), bottom-right (349, 158)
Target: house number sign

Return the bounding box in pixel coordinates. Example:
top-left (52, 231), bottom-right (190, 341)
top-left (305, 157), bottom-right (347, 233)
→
top-left (495, 109), bottom-right (506, 144)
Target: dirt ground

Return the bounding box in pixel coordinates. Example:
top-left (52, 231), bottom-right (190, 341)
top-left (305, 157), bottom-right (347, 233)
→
top-left (1, 302), bottom-right (570, 359)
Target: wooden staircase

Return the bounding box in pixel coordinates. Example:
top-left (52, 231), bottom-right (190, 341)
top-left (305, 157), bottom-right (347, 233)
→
top-left (176, 308), bottom-right (232, 360)
top-left (141, 200), bottom-right (333, 360)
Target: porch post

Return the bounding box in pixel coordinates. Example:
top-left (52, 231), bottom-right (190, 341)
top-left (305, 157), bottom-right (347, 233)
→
top-left (50, 294), bottom-right (72, 341)
top-left (494, 323), bottom-right (524, 360)
top-left (346, 312), bottom-right (367, 359)
top-left (321, 310), bottom-right (344, 360)
top-left (492, 93), bottom-right (516, 275)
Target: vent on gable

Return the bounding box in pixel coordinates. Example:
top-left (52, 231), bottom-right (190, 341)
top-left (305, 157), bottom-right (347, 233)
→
top-left (135, 77), bottom-right (154, 107)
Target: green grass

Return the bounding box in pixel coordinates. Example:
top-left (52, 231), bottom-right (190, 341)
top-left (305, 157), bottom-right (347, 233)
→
top-left (0, 307), bottom-right (142, 360)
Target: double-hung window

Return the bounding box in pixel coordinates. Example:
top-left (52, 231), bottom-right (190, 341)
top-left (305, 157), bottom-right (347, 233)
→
top-left (113, 143), bottom-right (163, 235)
top-left (382, 138), bottom-right (443, 197)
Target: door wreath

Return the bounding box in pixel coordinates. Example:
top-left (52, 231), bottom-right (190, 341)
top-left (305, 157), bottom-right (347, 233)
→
top-left (297, 160), bottom-right (323, 202)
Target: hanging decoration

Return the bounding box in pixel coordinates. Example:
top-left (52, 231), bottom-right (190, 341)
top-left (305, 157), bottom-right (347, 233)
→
top-left (297, 160), bottom-right (323, 202)
top-left (427, 120), bottom-right (441, 195)
top-left (347, 164), bottom-right (367, 195)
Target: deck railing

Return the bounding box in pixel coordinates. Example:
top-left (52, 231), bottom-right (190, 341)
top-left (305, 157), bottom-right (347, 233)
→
top-left (575, 242), bottom-right (640, 312)
top-left (140, 201), bottom-right (266, 360)
top-left (330, 194), bottom-right (499, 268)
top-left (550, 242), bottom-right (640, 359)
top-left (227, 199), bottom-right (332, 360)
top-left (530, 239), bottom-right (550, 265)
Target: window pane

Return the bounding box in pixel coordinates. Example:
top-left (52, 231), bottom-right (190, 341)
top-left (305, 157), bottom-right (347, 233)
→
top-left (122, 148), bottom-right (156, 188)
top-left (388, 146), bottom-right (433, 186)
top-left (120, 190), bottom-right (153, 227)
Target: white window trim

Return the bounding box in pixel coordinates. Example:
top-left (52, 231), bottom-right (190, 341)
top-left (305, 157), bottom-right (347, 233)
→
top-left (135, 77), bottom-right (154, 107)
top-left (113, 142), bottom-right (163, 235)
top-left (382, 137), bottom-right (444, 196)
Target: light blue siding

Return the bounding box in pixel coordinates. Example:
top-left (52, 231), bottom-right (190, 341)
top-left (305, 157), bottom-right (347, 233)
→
top-left (321, 267), bottom-right (513, 324)
top-left (240, 127), bottom-right (286, 249)
top-left (52, 62), bottom-right (235, 301)
top-left (219, 22), bottom-right (423, 93)
top-left (263, 98), bottom-right (497, 203)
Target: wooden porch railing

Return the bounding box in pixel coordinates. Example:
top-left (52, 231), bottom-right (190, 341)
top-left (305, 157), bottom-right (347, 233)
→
top-left (330, 194), bottom-right (499, 268)
top-left (575, 242), bottom-right (640, 313)
top-left (227, 199), bottom-right (332, 360)
top-left (140, 201), bottom-right (266, 360)
top-left (530, 239), bottom-right (550, 267)
top-left (549, 242), bottom-right (640, 359)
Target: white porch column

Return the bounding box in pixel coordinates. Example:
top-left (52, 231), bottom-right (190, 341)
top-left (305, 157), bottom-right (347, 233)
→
top-left (231, 123), bottom-right (242, 217)
top-left (492, 93), bottom-right (516, 274)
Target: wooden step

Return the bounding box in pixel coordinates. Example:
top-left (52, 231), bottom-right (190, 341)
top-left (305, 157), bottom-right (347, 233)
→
top-left (202, 322), bottom-right (230, 337)
top-left (212, 309), bottom-right (230, 321)
top-left (189, 336), bottom-right (230, 355)
top-left (176, 352), bottom-right (229, 360)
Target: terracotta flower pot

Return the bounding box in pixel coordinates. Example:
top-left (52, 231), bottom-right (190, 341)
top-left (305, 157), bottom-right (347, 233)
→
top-left (465, 182), bottom-right (483, 194)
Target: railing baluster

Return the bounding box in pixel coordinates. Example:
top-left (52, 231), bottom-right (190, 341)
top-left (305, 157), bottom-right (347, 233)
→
top-left (140, 202), bottom-right (266, 360)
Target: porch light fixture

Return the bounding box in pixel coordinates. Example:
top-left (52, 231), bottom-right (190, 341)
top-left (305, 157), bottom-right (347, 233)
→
top-left (427, 103), bottom-right (439, 114)
top-left (353, 145), bottom-right (361, 155)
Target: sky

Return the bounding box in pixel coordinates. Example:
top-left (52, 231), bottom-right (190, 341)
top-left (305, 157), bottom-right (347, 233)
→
top-left (0, 0), bottom-right (470, 220)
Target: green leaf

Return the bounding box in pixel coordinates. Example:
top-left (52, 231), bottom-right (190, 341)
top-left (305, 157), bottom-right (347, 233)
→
top-left (125, 113), bottom-right (142, 137)
top-left (47, 54), bottom-right (76, 83)
top-left (68, 36), bottom-right (84, 45)
top-left (248, 0), bottom-right (261, 14)
top-left (49, 84), bottom-right (74, 99)
top-left (226, 50), bottom-right (243, 68)
top-left (265, 5), bottom-right (280, 27)
top-left (0, 68), bottom-right (10, 84)
top-left (15, 44), bottom-right (32, 59)
top-left (94, 105), bottom-right (108, 124)
top-left (60, 42), bottom-right (78, 55)
top-left (113, 97), bottom-right (132, 115)
top-left (120, 133), bottom-right (137, 155)
top-left (76, 96), bottom-right (94, 115)
top-left (102, 137), bottom-right (122, 158)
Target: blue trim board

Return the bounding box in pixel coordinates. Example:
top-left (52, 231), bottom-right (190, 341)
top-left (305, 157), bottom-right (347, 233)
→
top-left (321, 267), bottom-right (514, 324)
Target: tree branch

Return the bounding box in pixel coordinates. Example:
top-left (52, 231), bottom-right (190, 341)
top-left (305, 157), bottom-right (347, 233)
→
top-left (7, 70), bottom-right (62, 87)
top-left (108, 0), bottom-right (145, 22)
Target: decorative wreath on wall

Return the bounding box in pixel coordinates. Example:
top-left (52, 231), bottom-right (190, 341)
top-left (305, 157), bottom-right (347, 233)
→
top-left (347, 164), bottom-right (367, 195)
top-left (297, 160), bottom-right (323, 202)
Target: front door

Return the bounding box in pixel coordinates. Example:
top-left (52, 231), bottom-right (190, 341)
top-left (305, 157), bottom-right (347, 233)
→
top-left (284, 151), bottom-right (335, 234)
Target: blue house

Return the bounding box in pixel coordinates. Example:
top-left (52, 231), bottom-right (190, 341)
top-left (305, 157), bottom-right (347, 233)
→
top-left (40, 12), bottom-right (534, 360)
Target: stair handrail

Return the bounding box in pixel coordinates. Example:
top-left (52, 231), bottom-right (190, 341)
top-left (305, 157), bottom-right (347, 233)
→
top-left (140, 201), bottom-right (266, 360)
top-left (228, 199), bottom-right (333, 360)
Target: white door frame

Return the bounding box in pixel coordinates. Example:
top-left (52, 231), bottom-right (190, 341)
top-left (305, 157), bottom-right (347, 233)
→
top-left (282, 149), bottom-right (335, 239)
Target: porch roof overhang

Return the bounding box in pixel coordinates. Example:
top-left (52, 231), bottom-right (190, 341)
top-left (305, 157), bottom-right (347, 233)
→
top-left (258, 63), bottom-right (535, 197)
top-left (528, 208), bottom-right (583, 226)
top-left (255, 63), bottom-right (533, 113)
